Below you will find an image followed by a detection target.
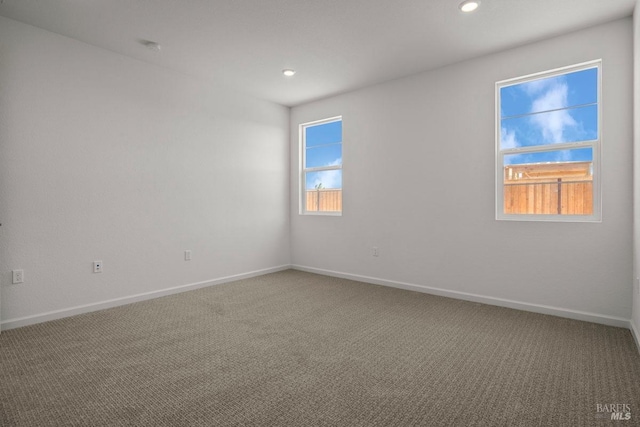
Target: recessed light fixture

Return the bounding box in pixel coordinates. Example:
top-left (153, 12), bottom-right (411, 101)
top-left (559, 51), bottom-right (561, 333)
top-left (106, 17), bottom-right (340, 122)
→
top-left (141, 40), bottom-right (162, 51)
top-left (282, 69), bottom-right (296, 77)
top-left (459, 0), bottom-right (480, 12)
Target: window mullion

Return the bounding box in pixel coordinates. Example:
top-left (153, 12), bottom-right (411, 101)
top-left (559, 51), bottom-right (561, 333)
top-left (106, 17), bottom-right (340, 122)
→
top-left (500, 102), bottom-right (597, 121)
top-left (303, 165), bottom-right (342, 173)
top-left (500, 140), bottom-right (596, 155)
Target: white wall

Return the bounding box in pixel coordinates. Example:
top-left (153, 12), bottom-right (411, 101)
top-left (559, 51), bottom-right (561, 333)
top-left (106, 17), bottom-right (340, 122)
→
top-left (2, 15), bottom-right (634, 333)
top-left (633, 1), bottom-right (640, 345)
top-left (291, 18), bottom-right (633, 325)
top-left (0, 16), bottom-right (290, 328)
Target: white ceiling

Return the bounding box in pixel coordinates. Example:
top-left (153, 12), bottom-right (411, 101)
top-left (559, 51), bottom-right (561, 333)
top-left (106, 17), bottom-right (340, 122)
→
top-left (0, 0), bottom-right (635, 107)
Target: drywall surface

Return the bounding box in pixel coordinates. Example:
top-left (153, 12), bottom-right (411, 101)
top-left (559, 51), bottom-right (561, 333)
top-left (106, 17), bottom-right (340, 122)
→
top-left (291, 18), bottom-right (633, 321)
top-left (633, 1), bottom-right (640, 342)
top-left (0, 16), bottom-right (290, 326)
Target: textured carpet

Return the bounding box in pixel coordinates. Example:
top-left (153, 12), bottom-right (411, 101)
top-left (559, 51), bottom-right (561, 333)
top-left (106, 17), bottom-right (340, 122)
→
top-left (1, 269), bottom-right (639, 426)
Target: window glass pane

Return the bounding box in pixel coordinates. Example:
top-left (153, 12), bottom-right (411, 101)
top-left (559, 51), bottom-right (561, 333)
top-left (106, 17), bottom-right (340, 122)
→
top-left (305, 144), bottom-right (342, 168)
top-left (503, 148), bottom-right (593, 216)
top-left (501, 67), bottom-right (597, 118)
top-left (504, 147), bottom-right (592, 166)
top-left (500, 104), bottom-right (597, 149)
top-left (305, 120), bottom-right (342, 147)
top-left (305, 170), bottom-right (342, 190)
top-left (304, 170), bottom-right (342, 212)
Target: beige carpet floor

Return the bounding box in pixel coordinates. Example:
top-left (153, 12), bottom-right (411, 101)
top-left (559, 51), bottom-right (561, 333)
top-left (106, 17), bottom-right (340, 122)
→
top-left (1, 269), bottom-right (639, 426)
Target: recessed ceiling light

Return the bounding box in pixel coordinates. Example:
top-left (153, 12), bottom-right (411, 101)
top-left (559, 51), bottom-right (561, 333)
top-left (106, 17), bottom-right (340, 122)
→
top-left (141, 40), bottom-right (161, 51)
top-left (282, 69), bottom-right (296, 77)
top-left (459, 0), bottom-right (480, 12)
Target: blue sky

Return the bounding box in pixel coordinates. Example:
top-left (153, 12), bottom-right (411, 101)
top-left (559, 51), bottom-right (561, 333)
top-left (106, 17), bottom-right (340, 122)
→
top-left (305, 120), bottom-right (342, 190)
top-left (500, 67), bottom-right (597, 165)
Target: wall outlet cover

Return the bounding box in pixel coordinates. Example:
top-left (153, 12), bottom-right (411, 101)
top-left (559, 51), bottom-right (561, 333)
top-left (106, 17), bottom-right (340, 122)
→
top-left (12, 269), bottom-right (24, 284)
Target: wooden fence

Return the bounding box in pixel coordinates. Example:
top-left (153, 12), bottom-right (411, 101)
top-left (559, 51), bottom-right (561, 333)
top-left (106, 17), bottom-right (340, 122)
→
top-left (503, 161), bottom-right (593, 215)
top-left (306, 189), bottom-right (342, 212)
top-left (304, 162), bottom-right (593, 215)
top-left (504, 181), bottom-right (593, 215)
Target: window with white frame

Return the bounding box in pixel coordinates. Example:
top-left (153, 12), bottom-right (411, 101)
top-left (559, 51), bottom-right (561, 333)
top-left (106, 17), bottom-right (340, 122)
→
top-left (496, 60), bottom-right (601, 221)
top-left (300, 117), bottom-right (342, 214)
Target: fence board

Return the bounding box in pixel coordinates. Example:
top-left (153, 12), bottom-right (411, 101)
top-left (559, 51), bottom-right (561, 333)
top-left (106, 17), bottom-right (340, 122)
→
top-left (504, 181), bottom-right (592, 215)
top-left (306, 189), bottom-right (342, 212)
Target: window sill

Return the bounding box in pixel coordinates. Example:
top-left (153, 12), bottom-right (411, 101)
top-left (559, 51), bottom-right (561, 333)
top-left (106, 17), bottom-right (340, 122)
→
top-left (496, 213), bottom-right (601, 223)
top-left (301, 211), bottom-right (342, 217)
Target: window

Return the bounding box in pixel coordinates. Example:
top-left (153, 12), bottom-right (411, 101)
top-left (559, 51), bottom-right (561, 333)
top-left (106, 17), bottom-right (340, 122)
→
top-left (300, 117), bottom-right (342, 215)
top-left (496, 60), bottom-right (601, 222)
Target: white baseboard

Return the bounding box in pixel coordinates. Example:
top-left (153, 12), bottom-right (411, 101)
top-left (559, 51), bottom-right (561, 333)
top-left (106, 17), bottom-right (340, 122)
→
top-left (0, 265), bottom-right (290, 331)
top-left (4, 264), bottom-right (634, 340)
top-left (631, 320), bottom-right (640, 355)
top-left (292, 264), bottom-right (631, 329)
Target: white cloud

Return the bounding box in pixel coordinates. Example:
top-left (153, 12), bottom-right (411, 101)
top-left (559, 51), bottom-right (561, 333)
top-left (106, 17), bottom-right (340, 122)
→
top-left (504, 153), bottom-right (525, 165)
top-left (310, 157), bottom-right (342, 189)
top-left (521, 75), bottom-right (563, 96)
top-left (327, 157), bottom-right (342, 167)
top-left (554, 149), bottom-right (572, 162)
top-left (529, 82), bottom-right (576, 144)
top-left (500, 127), bottom-right (519, 149)
top-left (312, 170), bottom-right (341, 189)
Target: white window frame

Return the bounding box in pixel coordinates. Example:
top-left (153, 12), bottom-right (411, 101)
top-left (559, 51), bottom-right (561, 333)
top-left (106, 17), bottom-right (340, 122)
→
top-left (495, 60), bottom-right (602, 222)
top-left (299, 116), bottom-right (343, 216)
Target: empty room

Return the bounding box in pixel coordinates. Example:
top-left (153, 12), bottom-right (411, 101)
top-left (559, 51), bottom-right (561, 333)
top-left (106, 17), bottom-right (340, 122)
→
top-left (1, 0), bottom-right (640, 425)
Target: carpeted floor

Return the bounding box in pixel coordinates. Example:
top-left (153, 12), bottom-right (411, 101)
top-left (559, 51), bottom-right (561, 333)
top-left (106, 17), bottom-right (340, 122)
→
top-left (1, 269), bottom-right (639, 426)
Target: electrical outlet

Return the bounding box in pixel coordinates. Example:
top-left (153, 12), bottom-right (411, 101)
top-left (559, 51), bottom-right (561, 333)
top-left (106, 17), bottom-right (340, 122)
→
top-left (93, 261), bottom-right (103, 273)
top-left (185, 250), bottom-right (192, 261)
top-left (373, 247), bottom-right (379, 257)
top-left (12, 269), bottom-right (24, 284)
